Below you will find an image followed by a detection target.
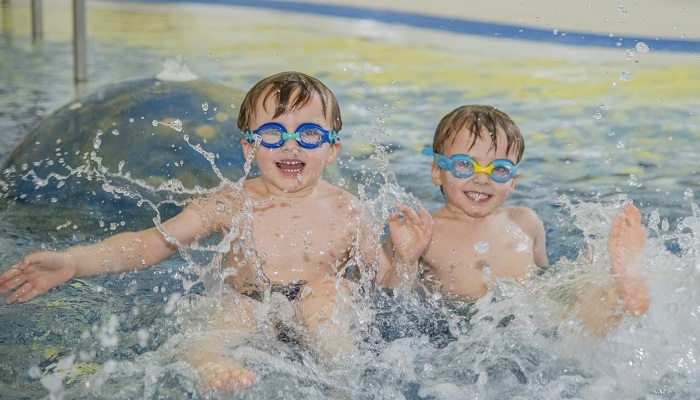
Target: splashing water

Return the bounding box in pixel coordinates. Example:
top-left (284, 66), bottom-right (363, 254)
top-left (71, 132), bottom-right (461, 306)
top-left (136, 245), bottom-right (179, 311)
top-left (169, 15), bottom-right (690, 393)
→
top-left (1, 58), bottom-right (699, 400)
top-left (1, 125), bottom-right (698, 400)
top-left (152, 119), bottom-right (183, 132)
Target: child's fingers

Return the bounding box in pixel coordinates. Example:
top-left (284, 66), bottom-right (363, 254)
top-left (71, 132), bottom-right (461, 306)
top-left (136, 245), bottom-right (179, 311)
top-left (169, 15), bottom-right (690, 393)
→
top-left (395, 204), bottom-right (418, 222)
top-left (4, 282), bottom-right (39, 304)
top-left (387, 212), bottom-right (400, 224)
top-left (387, 212), bottom-right (401, 233)
top-left (393, 204), bottom-right (432, 233)
top-left (403, 205), bottom-right (431, 229)
top-left (417, 206), bottom-right (432, 225)
top-left (0, 266), bottom-right (25, 293)
top-left (15, 284), bottom-right (41, 303)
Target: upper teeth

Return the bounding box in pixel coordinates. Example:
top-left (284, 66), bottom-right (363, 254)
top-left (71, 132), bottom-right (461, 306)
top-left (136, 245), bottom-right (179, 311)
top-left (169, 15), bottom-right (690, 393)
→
top-left (468, 192), bottom-right (488, 201)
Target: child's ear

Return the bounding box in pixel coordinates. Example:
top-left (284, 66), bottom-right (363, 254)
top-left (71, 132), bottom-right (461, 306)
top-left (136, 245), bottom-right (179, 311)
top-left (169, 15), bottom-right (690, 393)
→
top-left (430, 164), bottom-right (443, 186)
top-left (511, 173), bottom-right (520, 188)
top-left (325, 142), bottom-right (341, 164)
top-left (241, 139), bottom-right (256, 160)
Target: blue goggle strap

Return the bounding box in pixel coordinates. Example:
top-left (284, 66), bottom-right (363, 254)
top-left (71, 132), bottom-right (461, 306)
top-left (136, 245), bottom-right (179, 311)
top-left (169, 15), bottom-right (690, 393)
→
top-left (421, 148), bottom-right (448, 169)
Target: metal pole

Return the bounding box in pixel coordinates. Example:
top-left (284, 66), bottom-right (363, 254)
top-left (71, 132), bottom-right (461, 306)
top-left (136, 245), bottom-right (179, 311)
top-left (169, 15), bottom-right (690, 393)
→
top-left (73, 0), bottom-right (86, 82)
top-left (31, 0), bottom-right (42, 41)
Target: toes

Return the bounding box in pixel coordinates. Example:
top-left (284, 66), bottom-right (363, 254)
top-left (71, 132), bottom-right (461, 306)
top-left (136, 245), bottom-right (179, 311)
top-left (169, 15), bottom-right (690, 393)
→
top-left (624, 204), bottom-right (642, 223)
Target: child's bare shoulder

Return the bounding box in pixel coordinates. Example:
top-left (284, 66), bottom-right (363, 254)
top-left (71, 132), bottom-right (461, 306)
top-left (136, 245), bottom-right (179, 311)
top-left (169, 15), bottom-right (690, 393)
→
top-left (190, 185), bottom-right (246, 230)
top-left (504, 206), bottom-right (544, 230)
top-left (319, 180), bottom-right (361, 206)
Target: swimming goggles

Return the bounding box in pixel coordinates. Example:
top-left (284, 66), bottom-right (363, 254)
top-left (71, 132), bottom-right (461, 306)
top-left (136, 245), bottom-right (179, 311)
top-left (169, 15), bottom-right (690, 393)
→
top-left (422, 148), bottom-right (518, 183)
top-left (244, 122), bottom-right (339, 149)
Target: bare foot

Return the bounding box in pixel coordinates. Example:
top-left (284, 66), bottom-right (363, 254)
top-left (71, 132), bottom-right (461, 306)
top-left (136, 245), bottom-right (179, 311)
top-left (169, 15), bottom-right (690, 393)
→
top-left (608, 204), bottom-right (650, 316)
top-left (193, 355), bottom-right (255, 393)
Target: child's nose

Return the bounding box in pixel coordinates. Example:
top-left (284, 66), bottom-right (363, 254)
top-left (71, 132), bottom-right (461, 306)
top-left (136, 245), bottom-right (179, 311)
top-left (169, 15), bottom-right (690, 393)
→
top-left (472, 171), bottom-right (490, 184)
top-left (281, 137), bottom-right (300, 152)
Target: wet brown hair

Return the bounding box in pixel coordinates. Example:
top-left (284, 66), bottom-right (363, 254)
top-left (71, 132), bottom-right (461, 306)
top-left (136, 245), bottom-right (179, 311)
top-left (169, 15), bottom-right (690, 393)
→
top-left (432, 105), bottom-right (524, 163)
top-left (237, 71), bottom-right (342, 132)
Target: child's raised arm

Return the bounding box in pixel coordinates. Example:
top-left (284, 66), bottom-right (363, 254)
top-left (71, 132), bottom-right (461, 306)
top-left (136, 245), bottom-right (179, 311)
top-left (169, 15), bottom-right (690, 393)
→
top-left (0, 203), bottom-right (210, 304)
top-left (375, 204), bottom-right (433, 288)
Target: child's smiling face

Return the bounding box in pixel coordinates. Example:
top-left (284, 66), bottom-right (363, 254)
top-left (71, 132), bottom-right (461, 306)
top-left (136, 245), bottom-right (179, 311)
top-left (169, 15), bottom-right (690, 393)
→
top-left (432, 125), bottom-right (520, 219)
top-left (242, 90), bottom-right (340, 197)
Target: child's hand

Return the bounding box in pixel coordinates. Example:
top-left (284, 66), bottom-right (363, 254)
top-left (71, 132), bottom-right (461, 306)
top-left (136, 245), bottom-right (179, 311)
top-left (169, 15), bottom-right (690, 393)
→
top-left (0, 251), bottom-right (77, 304)
top-left (388, 204), bottom-right (433, 265)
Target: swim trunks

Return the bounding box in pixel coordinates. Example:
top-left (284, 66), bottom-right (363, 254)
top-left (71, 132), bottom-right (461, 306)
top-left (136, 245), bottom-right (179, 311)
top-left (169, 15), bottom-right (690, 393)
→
top-left (271, 280), bottom-right (307, 302)
top-left (242, 280), bottom-right (308, 302)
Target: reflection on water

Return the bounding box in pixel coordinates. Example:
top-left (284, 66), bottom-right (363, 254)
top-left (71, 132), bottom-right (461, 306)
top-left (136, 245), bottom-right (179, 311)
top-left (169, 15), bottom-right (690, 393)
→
top-left (1, 1), bottom-right (699, 399)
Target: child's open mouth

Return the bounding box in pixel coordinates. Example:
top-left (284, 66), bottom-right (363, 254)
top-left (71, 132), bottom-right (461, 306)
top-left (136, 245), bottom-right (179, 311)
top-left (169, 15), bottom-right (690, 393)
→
top-left (277, 160), bottom-right (305, 177)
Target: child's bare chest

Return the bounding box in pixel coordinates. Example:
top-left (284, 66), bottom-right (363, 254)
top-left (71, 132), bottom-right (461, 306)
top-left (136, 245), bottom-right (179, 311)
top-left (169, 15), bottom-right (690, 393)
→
top-left (426, 218), bottom-right (536, 279)
top-left (250, 205), bottom-right (356, 283)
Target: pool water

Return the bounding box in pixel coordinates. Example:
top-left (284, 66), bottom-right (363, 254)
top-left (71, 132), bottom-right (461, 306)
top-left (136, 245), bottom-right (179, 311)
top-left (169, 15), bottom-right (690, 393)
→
top-left (0, 1), bottom-right (699, 399)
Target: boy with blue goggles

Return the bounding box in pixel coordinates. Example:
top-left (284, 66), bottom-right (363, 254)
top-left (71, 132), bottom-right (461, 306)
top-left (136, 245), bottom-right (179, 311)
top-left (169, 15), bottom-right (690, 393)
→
top-left (421, 148), bottom-right (518, 183)
top-left (244, 122), bottom-right (339, 149)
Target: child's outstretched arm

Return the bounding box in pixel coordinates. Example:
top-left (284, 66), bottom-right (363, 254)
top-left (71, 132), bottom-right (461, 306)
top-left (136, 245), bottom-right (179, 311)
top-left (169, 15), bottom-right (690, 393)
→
top-left (376, 204), bottom-right (433, 288)
top-left (0, 204), bottom-right (209, 304)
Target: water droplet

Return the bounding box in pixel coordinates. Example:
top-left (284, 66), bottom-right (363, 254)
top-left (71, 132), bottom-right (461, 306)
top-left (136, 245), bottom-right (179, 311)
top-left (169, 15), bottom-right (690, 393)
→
top-left (659, 216), bottom-right (673, 233)
top-left (620, 71), bottom-right (632, 81)
top-left (635, 42), bottom-right (649, 53)
top-left (152, 120), bottom-right (158, 127)
top-left (593, 112), bottom-right (602, 120)
top-left (616, 140), bottom-right (626, 149)
top-left (202, 102), bottom-right (209, 112)
top-left (627, 173), bottom-right (639, 187)
top-left (474, 241), bottom-right (489, 254)
top-left (684, 188), bottom-right (694, 198)
top-left (137, 328), bottom-right (150, 347)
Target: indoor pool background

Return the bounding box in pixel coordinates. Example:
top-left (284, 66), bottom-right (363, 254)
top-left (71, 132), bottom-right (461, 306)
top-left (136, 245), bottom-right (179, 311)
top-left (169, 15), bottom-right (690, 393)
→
top-left (0, 1), bottom-right (698, 399)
